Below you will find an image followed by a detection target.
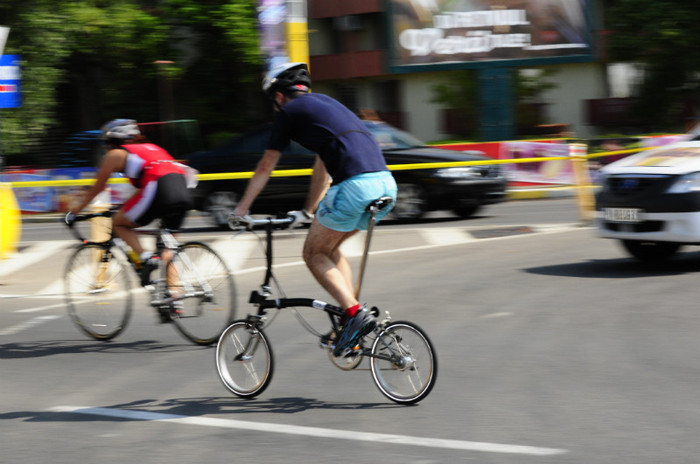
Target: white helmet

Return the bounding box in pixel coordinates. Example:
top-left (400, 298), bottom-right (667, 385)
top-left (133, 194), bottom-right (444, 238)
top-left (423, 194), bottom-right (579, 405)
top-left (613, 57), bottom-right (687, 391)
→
top-left (101, 119), bottom-right (140, 140)
top-left (262, 62), bottom-right (311, 98)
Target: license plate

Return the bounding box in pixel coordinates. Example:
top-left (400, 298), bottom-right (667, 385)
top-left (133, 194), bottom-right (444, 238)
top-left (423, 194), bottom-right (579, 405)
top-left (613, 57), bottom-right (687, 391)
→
top-left (604, 208), bottom-right (642, 223)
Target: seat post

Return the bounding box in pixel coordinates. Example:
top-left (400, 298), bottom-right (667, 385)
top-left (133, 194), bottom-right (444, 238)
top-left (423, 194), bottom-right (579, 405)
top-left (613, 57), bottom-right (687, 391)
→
top-left (354, 196), bottom-right (392, 299)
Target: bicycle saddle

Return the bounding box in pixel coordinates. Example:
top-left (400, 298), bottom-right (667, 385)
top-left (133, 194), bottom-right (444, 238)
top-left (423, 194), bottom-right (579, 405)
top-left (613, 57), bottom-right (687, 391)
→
top-left (366, 196), bottom-right (394, 212)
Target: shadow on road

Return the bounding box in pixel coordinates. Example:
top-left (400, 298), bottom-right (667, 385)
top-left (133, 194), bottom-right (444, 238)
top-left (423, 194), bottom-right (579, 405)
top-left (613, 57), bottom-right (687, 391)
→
top-left (0, 339), bottom-right (208, 359)
top-left (524, 254), bottom-right (700, 279)
top-left (0, 396), bottom-right (401, 425)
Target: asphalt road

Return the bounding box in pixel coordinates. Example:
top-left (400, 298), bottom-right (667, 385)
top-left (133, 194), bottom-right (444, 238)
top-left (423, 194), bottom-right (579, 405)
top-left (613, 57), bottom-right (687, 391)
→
top-left (4, 199), bottom-right (700, 463)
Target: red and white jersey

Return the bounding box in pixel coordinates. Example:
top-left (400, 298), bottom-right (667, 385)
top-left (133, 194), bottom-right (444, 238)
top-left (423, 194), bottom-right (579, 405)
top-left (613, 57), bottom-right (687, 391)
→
top-left (121, 143), bottom-right (184, 189)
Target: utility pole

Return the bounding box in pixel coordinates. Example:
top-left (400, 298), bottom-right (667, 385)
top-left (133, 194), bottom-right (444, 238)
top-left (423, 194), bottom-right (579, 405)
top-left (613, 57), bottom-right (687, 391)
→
top-left (286, 0), bottom-right (309, 65)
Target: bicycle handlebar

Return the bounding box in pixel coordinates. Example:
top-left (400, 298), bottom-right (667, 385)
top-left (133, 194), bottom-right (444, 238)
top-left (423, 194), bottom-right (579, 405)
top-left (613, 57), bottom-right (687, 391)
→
top-left (228, 214), bottom-right (295, 231)
top-left (64, 207), bottom-right (118, 242)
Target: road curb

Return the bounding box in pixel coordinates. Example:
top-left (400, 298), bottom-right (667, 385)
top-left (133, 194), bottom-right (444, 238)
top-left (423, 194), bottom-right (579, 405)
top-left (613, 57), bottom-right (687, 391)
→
top-left (20, 187), bottom-right (581, 223)
top-left (507, 186), bottom-right (577, 200)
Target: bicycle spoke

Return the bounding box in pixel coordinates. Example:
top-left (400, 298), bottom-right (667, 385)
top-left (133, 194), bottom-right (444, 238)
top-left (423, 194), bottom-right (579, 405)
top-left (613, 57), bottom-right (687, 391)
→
top-left (168, 242), bottom-right (236, 345)
top-left (370, 321), bottom-right (437, 404)
top-left (216, 321), bottom-right (274, 398)
top-left (65, 244), bottom-right (132, 340)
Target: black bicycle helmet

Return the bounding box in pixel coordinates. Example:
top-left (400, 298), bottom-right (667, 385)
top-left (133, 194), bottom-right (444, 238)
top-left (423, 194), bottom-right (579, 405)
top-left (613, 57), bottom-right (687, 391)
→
top-left (262, 62), bottom-right (311, 98)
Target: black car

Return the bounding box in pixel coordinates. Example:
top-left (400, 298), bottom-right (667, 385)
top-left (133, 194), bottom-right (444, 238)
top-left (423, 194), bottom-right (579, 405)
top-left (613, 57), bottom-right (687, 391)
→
top-left (186, 120), bottom-right (507, 227)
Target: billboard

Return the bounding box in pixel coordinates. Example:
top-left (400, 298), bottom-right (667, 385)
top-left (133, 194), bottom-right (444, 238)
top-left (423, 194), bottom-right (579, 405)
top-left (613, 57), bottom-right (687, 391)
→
top-left (390, 0), bottom-right (592, 71)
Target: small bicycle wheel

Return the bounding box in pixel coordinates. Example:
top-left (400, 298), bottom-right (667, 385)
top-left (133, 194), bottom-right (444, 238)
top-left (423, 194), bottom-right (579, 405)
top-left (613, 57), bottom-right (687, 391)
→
top-left (167, 242), bottom-right (236, 345)
top-left (64, 244), bottom-right (133, 340)
top-left (326, 331), bottom-right (364, 370)
top-left (370, 321), bottom-right (437, 404)
top-left (216, 320), bottom-right (274, 398)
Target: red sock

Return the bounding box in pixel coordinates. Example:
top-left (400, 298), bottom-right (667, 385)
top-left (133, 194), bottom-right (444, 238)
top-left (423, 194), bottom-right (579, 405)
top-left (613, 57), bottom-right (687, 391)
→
top-left (344, 303), bottom-right (361, 318)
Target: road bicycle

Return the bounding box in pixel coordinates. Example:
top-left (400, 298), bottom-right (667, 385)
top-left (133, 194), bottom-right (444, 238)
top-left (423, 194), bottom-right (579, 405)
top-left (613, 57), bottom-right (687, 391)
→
top-left (63, 207), bottom-right (236, 345)
top-left (215, 197), bottom-right (437, 404)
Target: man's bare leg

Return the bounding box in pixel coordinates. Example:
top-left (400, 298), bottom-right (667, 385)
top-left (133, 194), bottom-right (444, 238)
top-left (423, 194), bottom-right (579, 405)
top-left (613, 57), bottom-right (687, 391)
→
top-left (303, 218), bottom-right (358, 310)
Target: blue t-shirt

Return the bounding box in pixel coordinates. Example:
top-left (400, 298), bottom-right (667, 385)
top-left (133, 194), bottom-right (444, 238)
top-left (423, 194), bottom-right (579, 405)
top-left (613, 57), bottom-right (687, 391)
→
top-left (267, 93), bottom-right (388, 184)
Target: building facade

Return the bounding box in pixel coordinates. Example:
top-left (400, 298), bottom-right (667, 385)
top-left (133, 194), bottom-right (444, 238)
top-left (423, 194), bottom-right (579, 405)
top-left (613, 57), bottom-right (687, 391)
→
top-left (306, 0), bottom-right (608, 142)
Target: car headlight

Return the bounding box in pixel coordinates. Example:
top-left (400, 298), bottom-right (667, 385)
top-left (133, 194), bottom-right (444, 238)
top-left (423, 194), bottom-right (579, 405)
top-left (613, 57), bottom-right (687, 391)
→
top-left (435, 167), bottom-right (488, 179)
top-left (667, 172), bottom-right (700, 193)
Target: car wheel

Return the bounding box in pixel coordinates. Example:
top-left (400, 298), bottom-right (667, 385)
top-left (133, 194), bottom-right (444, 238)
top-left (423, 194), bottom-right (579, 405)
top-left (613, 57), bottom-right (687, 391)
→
top-left (205, 191), bottom-right (239, 229)
top-left (452, 204), bottom-right (481, 219)
top-left (391, 183), bottom-right (427, 221)
top-left (620, 239), bottom-right (681, 263)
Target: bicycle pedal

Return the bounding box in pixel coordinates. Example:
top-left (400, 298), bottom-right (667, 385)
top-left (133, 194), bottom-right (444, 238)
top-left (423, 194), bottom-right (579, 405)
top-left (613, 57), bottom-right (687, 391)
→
top-left (319, 331), bottom-right (336, 349)
top-left (334, 344), bottom-right (362, 358)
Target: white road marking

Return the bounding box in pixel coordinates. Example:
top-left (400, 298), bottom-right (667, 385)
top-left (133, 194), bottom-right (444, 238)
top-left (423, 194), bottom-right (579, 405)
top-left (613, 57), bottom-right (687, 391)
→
top-left (419, 227), bottom-right (473, 246)
top-left (339, 234), bottom-right (366, 257)
top-left (50, 406), bottom-right (568, 456)
top-left (7, 224), bottom-right (585, 312)
top-left (35, 279), bottom-right (65, 297)
top-left (0, 315), bottom-right (60, 336)
top-left (481, 312), bottom-right (514, 319)
top-left (0, 241), bottom-right (71, 278)
top-left (208, 236), bottom-right (257, 273)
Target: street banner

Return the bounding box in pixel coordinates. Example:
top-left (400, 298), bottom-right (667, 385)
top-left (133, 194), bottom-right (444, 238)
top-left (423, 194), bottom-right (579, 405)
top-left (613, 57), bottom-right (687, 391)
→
top-left (500, 141), bottom-right (573, 185)
top-left (0, 54), bottom-right (21, 108)
top-left (258, 0), bottom-right (289, 70)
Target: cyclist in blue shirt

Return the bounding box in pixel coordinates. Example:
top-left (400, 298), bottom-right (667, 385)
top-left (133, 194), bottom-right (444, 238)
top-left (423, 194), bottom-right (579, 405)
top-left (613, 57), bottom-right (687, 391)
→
top-left (233, 62), bottom-right (397, 357)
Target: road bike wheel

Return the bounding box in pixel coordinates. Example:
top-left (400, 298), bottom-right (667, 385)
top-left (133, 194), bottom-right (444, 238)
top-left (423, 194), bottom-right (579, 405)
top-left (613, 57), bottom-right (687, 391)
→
top-left (370, 321), bottom-right (437, 404)
top-left (167, 241), bottom-right (236, 345)
top-left (216, 320), bottom-right (274, 398)
top-left (64, 244), bottom-right (132, 340)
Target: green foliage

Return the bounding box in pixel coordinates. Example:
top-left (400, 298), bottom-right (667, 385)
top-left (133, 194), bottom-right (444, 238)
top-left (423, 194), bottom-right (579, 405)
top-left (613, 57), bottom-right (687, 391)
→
top-left (0, 0), bottom-right (72, 159)
top-left (0, 0), bottom-right (264, 166)
top-left (431, 68), bottom-right (558, 139)
top-left (430, 70), bottom-right (479, 139)
top-left (606, 0), bottom-right (700, 131)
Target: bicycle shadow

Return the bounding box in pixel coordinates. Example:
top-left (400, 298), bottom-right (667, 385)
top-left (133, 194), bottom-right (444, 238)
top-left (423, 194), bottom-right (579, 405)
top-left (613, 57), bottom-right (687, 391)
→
top-left (0, 396), bottom-right (401, 425)
top-left (0, 339), bottom-right (209, 359)
top-left (157, 396), bottom-right (402, 414)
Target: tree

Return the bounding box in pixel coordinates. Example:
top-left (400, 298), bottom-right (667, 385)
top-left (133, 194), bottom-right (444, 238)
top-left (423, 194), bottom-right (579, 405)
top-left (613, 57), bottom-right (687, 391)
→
top-left (0, 0), bottom-right (264, 167)
top-left (0, 0), bottom-right (74, 163)
top-left (431, 68), bottom-right (557, 140)
top-left (160, 0), bottom-right (264, 140)
top-left (605, 0), bottom-right (700, 130)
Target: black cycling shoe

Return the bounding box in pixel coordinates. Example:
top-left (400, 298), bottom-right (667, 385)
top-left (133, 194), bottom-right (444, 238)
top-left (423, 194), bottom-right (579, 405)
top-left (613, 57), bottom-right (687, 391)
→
top-left (157, 306), bottom-right (172, 323)
top-left (156, 300), bottom-right (183, 324)
top-left (332, 307), bottom-right (376, 357)
top-left (140, 255), bottom-right (160, 287)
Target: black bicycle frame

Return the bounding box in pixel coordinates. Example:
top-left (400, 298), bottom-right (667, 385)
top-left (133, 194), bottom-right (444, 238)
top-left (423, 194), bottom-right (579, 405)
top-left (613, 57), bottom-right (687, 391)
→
top-left (249, 219), bottom-right (345, 333)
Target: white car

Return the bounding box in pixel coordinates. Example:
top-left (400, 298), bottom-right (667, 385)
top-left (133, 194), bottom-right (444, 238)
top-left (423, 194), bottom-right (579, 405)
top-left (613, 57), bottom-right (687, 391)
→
top-left (595, 138), bottom-right (700, 262)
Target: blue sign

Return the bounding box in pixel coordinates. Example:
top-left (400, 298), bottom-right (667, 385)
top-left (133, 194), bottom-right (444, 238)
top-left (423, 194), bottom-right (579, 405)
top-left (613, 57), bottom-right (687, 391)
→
top-left (0, 54), bottom-right (21, 108)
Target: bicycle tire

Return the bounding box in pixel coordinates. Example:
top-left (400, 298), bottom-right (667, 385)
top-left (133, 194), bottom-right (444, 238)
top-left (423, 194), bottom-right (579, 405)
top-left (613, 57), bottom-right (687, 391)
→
top-left (167, 241), bottom-right (236, 346)
top-left (64, 244), bottom-right (133, 340)
top-left (216, 320), bottom-right (274, 398)
top-left (370, 321), bottom-right (437, 404)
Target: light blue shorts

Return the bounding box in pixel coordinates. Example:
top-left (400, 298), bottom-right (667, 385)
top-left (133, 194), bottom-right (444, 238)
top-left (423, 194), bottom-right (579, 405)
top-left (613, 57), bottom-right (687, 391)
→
top-left (317, 171), bottom-right (397, 232)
